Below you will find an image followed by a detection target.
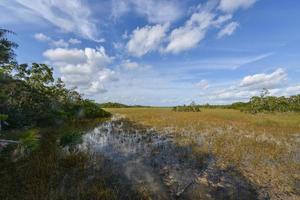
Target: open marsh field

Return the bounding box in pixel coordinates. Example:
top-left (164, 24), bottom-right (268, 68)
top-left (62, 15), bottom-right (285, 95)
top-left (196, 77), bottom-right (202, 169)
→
top-left (106, 108), bottom-right (300, 199)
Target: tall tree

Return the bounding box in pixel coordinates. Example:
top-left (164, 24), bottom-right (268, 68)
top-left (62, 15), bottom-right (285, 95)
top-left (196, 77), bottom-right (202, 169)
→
top-left (0, 29), bottom-right (18, 65)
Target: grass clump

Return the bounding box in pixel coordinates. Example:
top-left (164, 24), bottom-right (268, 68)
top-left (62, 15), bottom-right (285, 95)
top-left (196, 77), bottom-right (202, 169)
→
top-left (60, 131), bottom-right (82, 147)
top-left (19, 129), bottom-right (39, 153)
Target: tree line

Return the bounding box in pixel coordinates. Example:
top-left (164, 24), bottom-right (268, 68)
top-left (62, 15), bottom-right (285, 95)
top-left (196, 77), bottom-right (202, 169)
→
top-left (173, 89), bottom-right (300, 113)
top-left (0, 29), bottom-right (110, 130)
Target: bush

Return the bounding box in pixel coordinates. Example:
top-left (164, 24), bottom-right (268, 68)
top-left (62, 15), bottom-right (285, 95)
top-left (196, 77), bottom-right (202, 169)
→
top-left (173, 102), bottom-right (201, 112)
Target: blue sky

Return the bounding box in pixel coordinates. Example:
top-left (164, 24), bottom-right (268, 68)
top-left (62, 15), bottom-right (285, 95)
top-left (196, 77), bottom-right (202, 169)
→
top-left (1, 0), bottom-right (300, 106)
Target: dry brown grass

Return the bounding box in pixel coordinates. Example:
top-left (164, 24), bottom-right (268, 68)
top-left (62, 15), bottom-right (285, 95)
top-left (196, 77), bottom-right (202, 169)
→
top-left (107, 108), bottom-right (300, 199)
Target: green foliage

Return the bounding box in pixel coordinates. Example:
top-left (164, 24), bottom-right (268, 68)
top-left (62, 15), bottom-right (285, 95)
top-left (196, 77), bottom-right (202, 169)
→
top-left (100, 102), bottom-right (130, 108)
top-left (173, 101), bottom-right (201, 112)
top-left (0, 114), bottom-right (8, 121)
top-left (60, 131), bottom-right (82, 147)
top-left (1, 63), bottom-right (110, 128)
top-left (0, 29), bottom-right (110, 130)
top-left (246, 93), bottom-right (300, 113)
top-left (19, 129), bottom-right (39, 153)
top-left (0, 29), bottom-right (18, 65)
top-left (172, 89), bottom-right (300, 114)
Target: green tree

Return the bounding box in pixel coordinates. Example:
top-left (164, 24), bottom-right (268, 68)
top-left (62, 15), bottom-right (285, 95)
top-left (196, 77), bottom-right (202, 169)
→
top-left (0, 29), bottom-right (17, 65)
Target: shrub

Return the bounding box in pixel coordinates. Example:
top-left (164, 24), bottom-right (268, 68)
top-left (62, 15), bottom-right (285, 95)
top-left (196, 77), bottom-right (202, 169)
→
top-left (173, 101), bottom-right (201, 112)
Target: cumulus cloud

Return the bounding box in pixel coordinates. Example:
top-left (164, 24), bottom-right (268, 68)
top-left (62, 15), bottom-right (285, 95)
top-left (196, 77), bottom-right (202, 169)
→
top-left (217, 21), bottom-right (239, 38)
top-left (286, 85), bottom-right (300, 95)
top-left (34, 33), bottom-right (50, 41)
top-left (99, 68), bottom-right (118, 82)
top-left (162, 2), bottom-right (243, 54)
top-left (123, 0), bottom-right (258, 56)
top-left (197, 68), bottom-right (293, 104)
top-left (86, 81), bottom-right (107, 94)
top-left (11, 0), bottom-right (101, 41)
top-left (43, 47), bottom-right (116, 94)
top-left (43, 48), bottom-right (87, 64)
top-left (127, 24), bottom-right (169, 57)
top-left (164, 11), bottom-right (215, 53)
top-left (240, 68), bottom-right (287, 89)
top-left (218, 0), bottom-right (257, 13)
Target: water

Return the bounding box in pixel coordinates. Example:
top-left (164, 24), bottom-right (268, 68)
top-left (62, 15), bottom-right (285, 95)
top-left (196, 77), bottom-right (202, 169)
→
top-left (75, 117), bottom-right (259, 199)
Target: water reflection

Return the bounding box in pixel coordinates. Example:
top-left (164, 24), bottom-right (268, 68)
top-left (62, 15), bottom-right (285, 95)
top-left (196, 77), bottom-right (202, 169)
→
top-left (76, 117), bottom-right (259, 200)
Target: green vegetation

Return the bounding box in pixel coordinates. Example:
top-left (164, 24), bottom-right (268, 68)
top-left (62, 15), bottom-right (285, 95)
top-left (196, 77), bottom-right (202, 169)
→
top-left (173, 101), bottom-right (201, 112)
top-left (99, 102), bottom-right (152, 108)
top-left (174, 89), bottom-right (300, 113)
top-left (60, 131), bottom-right (83, 147)
top-left (107, 107), bottom-right (300, 199)
top-left (99, 102), bottom-right (130, 108)
top-left (0, 28), bottom-right (110, 130)
top-left (19, 129), bottom-right (39, 153)
top-left (0, 29), bottom-right (141, 200)
top-left (245, 89), bottom-right (300, 113)
top-left (0, 119), bottom-right (140, 200)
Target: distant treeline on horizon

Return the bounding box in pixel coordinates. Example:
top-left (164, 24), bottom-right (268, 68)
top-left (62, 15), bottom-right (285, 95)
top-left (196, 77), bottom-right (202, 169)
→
top-left (101, 91), bottom-right (300, 114)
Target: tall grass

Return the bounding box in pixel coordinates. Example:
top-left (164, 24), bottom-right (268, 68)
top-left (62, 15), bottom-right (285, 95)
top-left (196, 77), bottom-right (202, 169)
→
top-left (0, 117), bottom-right (141, 200)
top-left (107, 108), bottom-right (300, 199)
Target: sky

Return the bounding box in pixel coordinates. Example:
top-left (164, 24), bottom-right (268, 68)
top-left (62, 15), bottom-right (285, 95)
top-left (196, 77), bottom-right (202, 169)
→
top-left (1, 0), bottom-right (300, 106)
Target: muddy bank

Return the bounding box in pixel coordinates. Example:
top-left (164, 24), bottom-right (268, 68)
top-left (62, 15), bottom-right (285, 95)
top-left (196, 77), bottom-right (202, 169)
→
top-left (73, 116), bottom-right (261, 200)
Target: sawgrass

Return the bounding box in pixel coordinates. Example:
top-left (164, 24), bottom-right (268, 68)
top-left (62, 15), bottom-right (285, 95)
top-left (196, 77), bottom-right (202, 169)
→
top-left (107, 108), bottom-right (300, 199)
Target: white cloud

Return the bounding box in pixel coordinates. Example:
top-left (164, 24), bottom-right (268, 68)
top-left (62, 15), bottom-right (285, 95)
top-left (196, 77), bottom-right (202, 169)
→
top-left (286, 85), bottom-right (300, 95)
top-left (13, 0), bottom-right (101, 41)
top-left (34, 33), bottom-right (50, 41)
top-left (68, 38), bottom-right (81, 44)
top-left (212, 14), bottom-right (232, 27)
top-left (196, 80), bottom-right (209, 89)
top-left (43, 47), bottom-right (116, 94)
top-left (99, 68), bottom-right (118, 82)
top-left (164, 4), bottom-right (236, 54)
top-left (127, 24), bottom-right (169, 57)
top-left (34, 33), bottom-right (81, 47)
top-left (132, 0), bottom-right (182, 24)
top-left (50, 39), bottom-right (69, 48)
top-left (86, 81), bottom-right (107, 94)
top-left (121, 60), bottom-right (140, 70)
top-left (111, 0), bottom-right (182, 24)
top-left (218, 0), bottom-right (257, 13)
top-left (164, 11), bottom-right (215, 53)
top-left (240, 68), bottom-right (287, 89)
top-left (113, 42), bottom-right (124, 50)
top-left (217, 21), bottom-right (239, 39)
top-left (111, 0), bottom-right (130, 20)
top-left (43, 48), bottom-right (87, 64)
